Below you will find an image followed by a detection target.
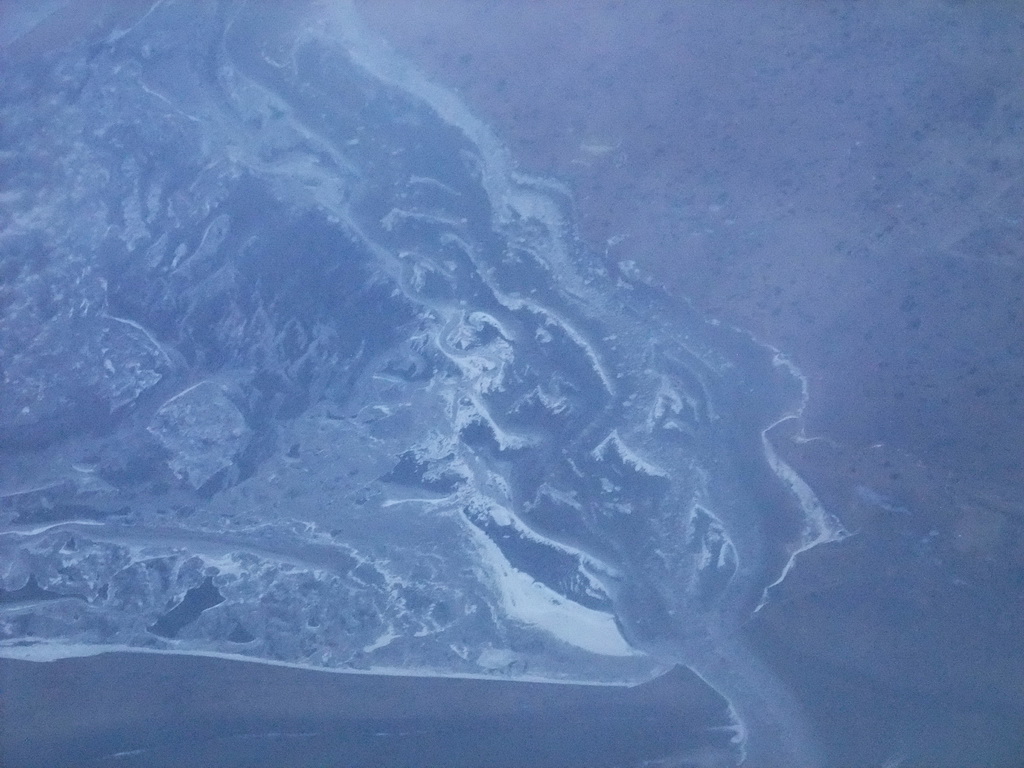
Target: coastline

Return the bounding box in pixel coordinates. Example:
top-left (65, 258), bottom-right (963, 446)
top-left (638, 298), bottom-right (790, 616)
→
top-left (0, 637), bottom-right (648, 687)
top-left (1, 650), bottom-right (733, 768)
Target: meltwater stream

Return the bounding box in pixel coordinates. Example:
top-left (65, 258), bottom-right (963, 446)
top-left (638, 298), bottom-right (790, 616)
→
top-left (0, 2), bottom-right (848, 765)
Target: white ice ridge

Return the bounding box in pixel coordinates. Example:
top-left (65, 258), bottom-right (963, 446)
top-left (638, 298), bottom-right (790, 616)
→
top-left (380, 206), bottom-right (468, 232)
top-left (407, 174), bottom-right (461, 197)
top-left (362, 628), bottom-right (400, 654)
top-left (434, 232), bottom-right (616, 397)
top-left (460, 505), bottom-right (639, 658)
top-left (755, 414), bottom-right (851, 613)
top-left (0, 639), bottom-right (632, 686)
top-left (592, 430), bottom-right (669, 478)
top-left (0, 520), bottom-right (104, 538)
top-left (504, 297), bottom-right (616, 397)
top-left (688, 504), bottom-right (739, 579)
top-left (450, 391), bottom-right (537, 451)
top-left (469, 496), bottom-right (621, 588)
top-left (103, 314), bottom-right (173, 368)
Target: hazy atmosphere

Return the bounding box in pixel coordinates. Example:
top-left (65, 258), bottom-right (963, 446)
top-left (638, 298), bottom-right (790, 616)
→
top-left (2, 2), bottom-right (1022, 766)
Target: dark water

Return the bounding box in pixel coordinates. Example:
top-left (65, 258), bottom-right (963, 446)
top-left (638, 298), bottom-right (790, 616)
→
top-left (0, 653), bottom-right (732, 768)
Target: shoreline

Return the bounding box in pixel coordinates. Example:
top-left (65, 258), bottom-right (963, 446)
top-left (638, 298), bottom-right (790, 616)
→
top-left (0, 637), bottom-right (651, 687)
top-left (1, 649), bottom-right (734, 768)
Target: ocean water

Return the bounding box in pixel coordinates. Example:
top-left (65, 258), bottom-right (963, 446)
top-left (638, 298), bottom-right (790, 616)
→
top-left (2, 652), bottom-right (733, 767)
